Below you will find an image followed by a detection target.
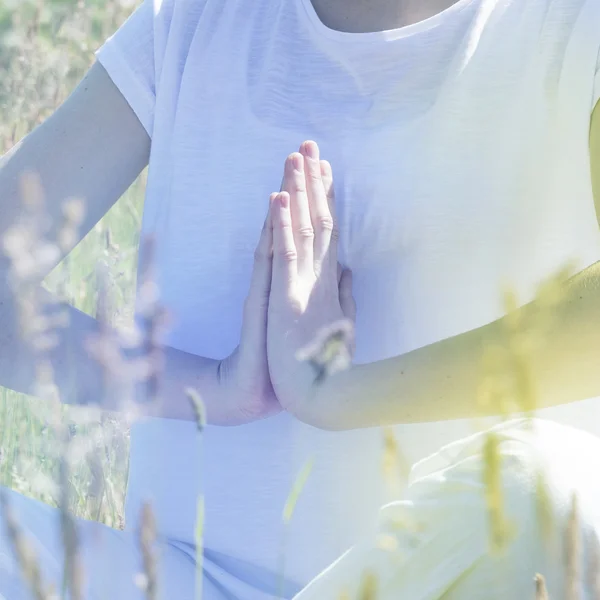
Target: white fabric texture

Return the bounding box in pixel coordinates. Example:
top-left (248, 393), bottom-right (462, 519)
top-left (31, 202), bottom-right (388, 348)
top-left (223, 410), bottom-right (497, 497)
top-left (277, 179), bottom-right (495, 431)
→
top-left (293, 418), bottom-right (600, 599)
top-left (0, 489), bottom-right (197, 600)
top-left (92, 0), bottom-right (600, 594)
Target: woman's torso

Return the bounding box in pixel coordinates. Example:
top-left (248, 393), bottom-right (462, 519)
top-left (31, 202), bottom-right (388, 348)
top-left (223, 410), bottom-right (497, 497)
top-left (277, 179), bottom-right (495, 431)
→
top-left (123, 0), bottom-right (600, 591)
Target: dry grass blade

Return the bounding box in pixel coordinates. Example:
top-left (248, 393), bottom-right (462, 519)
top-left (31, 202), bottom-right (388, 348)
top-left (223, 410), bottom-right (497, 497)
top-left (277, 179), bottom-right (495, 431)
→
top-left (186, 387), bottom-right (207, 433)
top-left (296, 319), bottom-right (354, 382)
top-left (139, 501), bottom-right (158, 600)
top-left (184, 388), bottom-right (205, 600)
top-left (195, 496), bottom-right (205, 600)
top-left (2, 0), bottom-right (138, 566)
top-left (3, 172), bottom-right (86, 598)
top-left (87, 441), bottom-right (106, 522)
top-left (136, 236), bottom-right (169, 410)
top-left (564, 493), bottom-right (580, 600)
top-left (283, 458), bottom-right (315, 526)
top-left (475, 269), bottom-right (577, 561)
top-left (357, 570), bottom-right (378, 600)
top-left (0, 490), bottom-right (50, 600)
top-left (278, 458), bottom-right (315, 599)
top-left (535, 469), bottom-right (555, 548)
top-left (84, 262), bottom-right (123, 408)
top-left (501, 288), bottom-right (538, 417)
top-left (381, 427), bottom-right (409, 500)
top-left (59, 450), bottom-right (84, 600)
top-left (482, 432), bottom-right (513, 553)
top-left (535, 573), bottom-right (549, 600)
top-left (587, 531), bottom-right (600, 599)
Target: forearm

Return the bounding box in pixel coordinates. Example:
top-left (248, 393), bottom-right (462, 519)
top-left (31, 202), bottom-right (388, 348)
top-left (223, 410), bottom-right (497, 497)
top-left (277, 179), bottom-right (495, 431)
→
top-left (314, 261), bottom-right (600, 430)
top-left (0, 284), bottom-right (226, 423)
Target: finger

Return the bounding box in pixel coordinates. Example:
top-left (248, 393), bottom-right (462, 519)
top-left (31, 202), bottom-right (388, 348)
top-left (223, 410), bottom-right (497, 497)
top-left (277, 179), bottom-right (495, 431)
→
top-left (282, 153), bottom-right (313, 275)
top-left (339, 268), bottom-right (356, 322)
top-left (320, 159), bottom-right (339, 272)
top-left (271, 191), bottom-right (296, 300)
top-left (245, 196), bottom-right (274, 312)
top-left (242, 197), bottom-right (274, 342)
top-left (300, 141), bottom-right (333, 276)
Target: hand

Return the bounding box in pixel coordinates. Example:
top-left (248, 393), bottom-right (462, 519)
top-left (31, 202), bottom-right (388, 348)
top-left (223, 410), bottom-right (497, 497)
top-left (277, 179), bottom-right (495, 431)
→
top-left (216, 200), bottom-right (281, 424)
top-left (267, 141), bottom-right (356, 426)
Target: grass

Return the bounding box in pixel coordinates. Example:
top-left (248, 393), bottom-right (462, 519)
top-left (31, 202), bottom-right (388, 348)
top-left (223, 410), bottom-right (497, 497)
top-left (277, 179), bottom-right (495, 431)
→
top-left (0, 0), bottom-right (141, 526)
top-left (2, 1), bottom-right (598, 598)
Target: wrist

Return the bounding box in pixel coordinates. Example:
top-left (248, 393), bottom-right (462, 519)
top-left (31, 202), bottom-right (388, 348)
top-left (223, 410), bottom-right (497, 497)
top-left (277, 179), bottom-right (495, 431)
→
top-left (210, 352), bottom-right (244, 424)
top-left (280, 364), bottom-right (346, 431)
top-left (215, 351), bottom-right (233, 388)
top-left (214, 347), bottom-right (278, 424)
top-left (292, 380), bottom-right (339, 431)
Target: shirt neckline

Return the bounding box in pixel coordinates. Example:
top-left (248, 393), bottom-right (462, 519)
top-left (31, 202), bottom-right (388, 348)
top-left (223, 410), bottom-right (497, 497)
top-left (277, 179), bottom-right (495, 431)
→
top-left (298, 0), bottom-right (478, 43)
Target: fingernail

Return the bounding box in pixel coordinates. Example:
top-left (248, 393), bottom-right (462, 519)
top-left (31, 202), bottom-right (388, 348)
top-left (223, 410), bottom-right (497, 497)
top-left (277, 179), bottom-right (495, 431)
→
top-left (303, 141), bottom-right (319, 159)
top-left (278, 192), bottom-right (290, 209)
top-left (292, 153), bottom-right (304, 172)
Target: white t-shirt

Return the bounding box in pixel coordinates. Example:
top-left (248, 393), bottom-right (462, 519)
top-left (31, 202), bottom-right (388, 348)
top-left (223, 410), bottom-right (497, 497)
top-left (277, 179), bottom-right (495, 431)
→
top-left (96, 0), bottom-right (600, 593)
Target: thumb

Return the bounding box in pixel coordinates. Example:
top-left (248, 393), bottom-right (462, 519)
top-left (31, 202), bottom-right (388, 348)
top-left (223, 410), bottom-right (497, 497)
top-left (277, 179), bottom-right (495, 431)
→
top-left (339, 268), bottom-right (356, 322)
top-left (242, 196), bottom-right (274, 338)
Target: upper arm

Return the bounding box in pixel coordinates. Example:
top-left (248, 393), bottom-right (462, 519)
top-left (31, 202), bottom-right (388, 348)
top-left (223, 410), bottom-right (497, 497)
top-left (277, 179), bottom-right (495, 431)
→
top-left (0, 60), bottom-right (150, 276)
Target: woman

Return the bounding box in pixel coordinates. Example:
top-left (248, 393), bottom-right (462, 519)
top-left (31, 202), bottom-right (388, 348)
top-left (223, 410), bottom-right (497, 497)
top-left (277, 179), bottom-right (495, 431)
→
top-left (2, 0), bottom-right (600, 597)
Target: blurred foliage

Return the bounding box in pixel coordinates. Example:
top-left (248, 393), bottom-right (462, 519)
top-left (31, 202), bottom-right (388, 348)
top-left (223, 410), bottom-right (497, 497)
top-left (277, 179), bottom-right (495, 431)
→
top-left (0, 0), bottom-right (142, 526)
top-left (0, 0), bottom-right (137, 152)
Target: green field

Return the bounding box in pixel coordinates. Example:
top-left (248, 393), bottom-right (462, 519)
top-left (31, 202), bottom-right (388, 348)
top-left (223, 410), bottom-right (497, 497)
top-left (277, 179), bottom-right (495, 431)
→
top-left (0, 0), bottom-right (143, 527)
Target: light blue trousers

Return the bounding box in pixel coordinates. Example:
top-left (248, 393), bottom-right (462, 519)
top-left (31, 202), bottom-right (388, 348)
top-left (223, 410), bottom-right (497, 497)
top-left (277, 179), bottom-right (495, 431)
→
top-left (0, 486), bottom-right (302, 599)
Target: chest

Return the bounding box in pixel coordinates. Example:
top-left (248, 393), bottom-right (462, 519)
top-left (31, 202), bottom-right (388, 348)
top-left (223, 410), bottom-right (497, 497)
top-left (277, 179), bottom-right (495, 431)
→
top-left (148, 0), bottom-right (573, 272)
top-left (142, 3), bottom-right (600, 357)
top-left (155, 87), bottom-right (552, 275)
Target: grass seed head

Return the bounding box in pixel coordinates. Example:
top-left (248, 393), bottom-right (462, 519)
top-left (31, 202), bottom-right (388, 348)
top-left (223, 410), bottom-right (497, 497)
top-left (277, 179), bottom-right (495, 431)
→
top-left (535, 573), bottom-right (550, 600)
top-left (296, 319), bottom-right (355, 382)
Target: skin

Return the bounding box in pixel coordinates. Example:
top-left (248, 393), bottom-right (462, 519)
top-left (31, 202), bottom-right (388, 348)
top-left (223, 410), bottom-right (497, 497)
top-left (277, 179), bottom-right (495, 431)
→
top-left (309, 0), bottom-right (463, 33)
top-left (1, 0), bottom-right (600, 432)
top-left (267, 145), bottom-right (356, 419)
top-left (267, 116), bottom-right (600, 430)
top-left (0, 63), bottom-right (279, 425)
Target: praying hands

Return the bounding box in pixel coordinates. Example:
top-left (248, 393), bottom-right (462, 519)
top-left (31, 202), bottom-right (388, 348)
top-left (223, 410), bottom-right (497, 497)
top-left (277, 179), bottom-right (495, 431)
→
top-left (214, 139), bottom-right (355, 426)
top-left (266, 141), bottom-right (356, 426)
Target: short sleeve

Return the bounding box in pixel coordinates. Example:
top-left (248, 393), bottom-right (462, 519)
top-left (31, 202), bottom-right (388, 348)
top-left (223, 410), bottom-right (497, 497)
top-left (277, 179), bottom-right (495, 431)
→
top-left (592, 3), bottom-right (600, 111)
top-left (594, 50), bottom-right (600, 112)
top-left (95, 0), bottom-right (161, 137)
